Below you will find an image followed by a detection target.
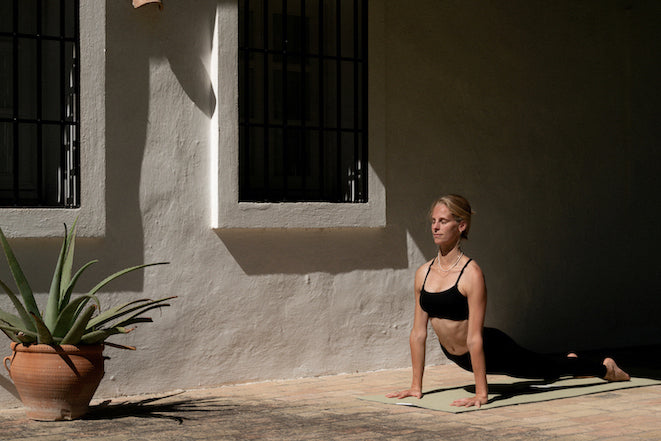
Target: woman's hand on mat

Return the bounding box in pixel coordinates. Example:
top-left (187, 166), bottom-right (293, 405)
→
top-left (451, 395), bottom-right (488, 408)
top-left (385, 388), bottom-right (423, 399)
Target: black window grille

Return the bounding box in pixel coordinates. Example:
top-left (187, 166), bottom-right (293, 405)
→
top-left (239, 0), bottom-right (367, 203)
top-left (0, 0), bottom-right (80, 208)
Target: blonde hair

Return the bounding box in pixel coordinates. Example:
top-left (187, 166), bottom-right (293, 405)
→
top-left (429, 194), bottom-right (474, 239)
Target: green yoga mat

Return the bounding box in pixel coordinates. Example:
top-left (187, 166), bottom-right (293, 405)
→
top-left (359, 377), bottom-right (661, 413)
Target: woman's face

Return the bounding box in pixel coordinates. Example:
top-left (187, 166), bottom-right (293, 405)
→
top-left (430, 203), bottom-right (465, 247)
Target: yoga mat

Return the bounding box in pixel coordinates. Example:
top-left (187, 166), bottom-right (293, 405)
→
top-left (359, 376), bottom-right (661, 413)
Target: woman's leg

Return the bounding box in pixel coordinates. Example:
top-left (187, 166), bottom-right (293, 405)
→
top-left (441, 328), bottom-right (624, 381)
top-left (480, 328), bottom-right (608, 380)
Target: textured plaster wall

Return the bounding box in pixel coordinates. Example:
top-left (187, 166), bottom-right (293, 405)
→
top-left (1, 0), bottom-right (660, 408)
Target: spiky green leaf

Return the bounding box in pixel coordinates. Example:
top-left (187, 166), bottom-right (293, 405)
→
top-left (0, 325), bottom-right (38, 344)
top-left (15, 332), bottom-right (37, 344)
top-left (115, 317), bottom-right (153, 327)
top-left (0, 278), bottom-right (34, 331)
top-left (86, 296), bottom-right (175, 330)
top-left (44, 224), bottom-right (70, 331)
top-left (0, 308), bottom-right (23, 329)
top-left (112, 304), bottom-right (168, 328)
top-left (0, 328), bottom-right (19, 343)
top-left (60, 304), bottom-right (96, 345)
top-left (80, 326), bottom-right (132, 345)
top-left (60, 218), bottom-right (78, 299)
top-left (30, 312), bottom-right (54, 345)
top-left (59, 260), bottom-right (98, 312)
top-left (85, 298), bottom-right (155, 329)
top-left (52, 294), bottom-right (100, 338)
top-left (0, 227), bottom-right (39, 324)
top-left (0, 324), bottom-right (38, 339)
top-left (86, 262), bottom-right (169, 298)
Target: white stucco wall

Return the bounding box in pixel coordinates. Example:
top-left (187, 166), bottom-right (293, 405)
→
top-left (0, 0), bottom-right (424, 407)
top-left (1, 0), bottom-right (660, 409)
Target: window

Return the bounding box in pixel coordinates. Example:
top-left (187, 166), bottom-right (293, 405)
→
top-left (211, 3), bottom-right (384, 229)
top-left (238, 0), bottom-right (367, 203)
top-left (0, 1), bottom-right (105, 238)
top-left (0, 0), bottom-right (80, 208)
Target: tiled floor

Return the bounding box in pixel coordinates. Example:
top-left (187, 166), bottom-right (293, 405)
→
top-left (1, 361), bottom-right (659, 441)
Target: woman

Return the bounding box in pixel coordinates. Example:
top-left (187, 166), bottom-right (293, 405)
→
top-left (387, 194), bottom-right (630, 408)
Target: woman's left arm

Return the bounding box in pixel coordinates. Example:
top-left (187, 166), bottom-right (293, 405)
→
top-left (451, 262), bottom-right (488, 408)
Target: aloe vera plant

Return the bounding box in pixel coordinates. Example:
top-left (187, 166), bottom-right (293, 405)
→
top-left (0, 221), bottom-right (173, 350)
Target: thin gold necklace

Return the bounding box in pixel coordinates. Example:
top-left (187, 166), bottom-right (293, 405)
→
top-left (437, 250), bottom-right (463, 272)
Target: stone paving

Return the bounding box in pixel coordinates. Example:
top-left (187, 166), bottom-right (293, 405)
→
top-left (1, 362), bottom-right (660, 441)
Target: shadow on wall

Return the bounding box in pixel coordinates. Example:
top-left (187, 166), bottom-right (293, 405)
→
top-left (99, 0), bottom-right (217, 288)
top-left (0, 373), bottom-right (18, 401)
top-left (217, 227), bottom-right (408, 275)
top-left (130, 0), bottom-right (218, 117)
top-left (380, 1), bottom-right (661, 351)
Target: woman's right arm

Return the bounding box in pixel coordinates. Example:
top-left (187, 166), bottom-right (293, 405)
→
top-left (386, 265), bottom-right (429, 399)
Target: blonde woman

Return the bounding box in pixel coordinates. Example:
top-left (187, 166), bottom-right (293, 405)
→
top-left (387, 195), bottom-right (630, 408)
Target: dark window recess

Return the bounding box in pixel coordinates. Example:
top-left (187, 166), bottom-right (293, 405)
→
top-left (239, 0), bottom-right (367, 203)
top-left (0, 0), bottom-right (80, 208)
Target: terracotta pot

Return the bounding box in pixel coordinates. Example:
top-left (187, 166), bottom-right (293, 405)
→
top-left (3, 342), bottom-right (105, 421)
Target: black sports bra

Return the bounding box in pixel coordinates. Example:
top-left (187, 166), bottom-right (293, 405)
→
top-left (419, 258), bottom-right (472, 321)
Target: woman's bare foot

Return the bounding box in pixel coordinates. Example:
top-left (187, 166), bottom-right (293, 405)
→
top-left (602, 358), bottom-right (631, 382)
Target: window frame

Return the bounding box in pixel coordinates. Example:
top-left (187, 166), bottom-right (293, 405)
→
top-left (0, 1), bottom-right (106, 238)
top-left (238, 0), bottom-right (369, 204)
top-left (211, 1), bottom-right (385, 229)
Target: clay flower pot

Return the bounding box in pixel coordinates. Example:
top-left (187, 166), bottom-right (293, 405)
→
top-left (3, 342), bottom-right (105, 420)
top-left (0, 221), bottom-right (171, 420)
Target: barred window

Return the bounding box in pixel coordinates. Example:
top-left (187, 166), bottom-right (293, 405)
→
top-left (239, 0), bottom-right (367, 203)
top-left (0, 0), bottom-right (80, 208)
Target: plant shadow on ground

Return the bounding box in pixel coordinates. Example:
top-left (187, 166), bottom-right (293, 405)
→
top-left (82, 392), bottom-right (238, 424)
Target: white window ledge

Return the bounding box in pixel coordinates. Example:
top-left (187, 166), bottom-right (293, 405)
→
top-left (0, 1), bottom-right (106, 238)
top-left (210, 1), bottom-right (386, 229)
